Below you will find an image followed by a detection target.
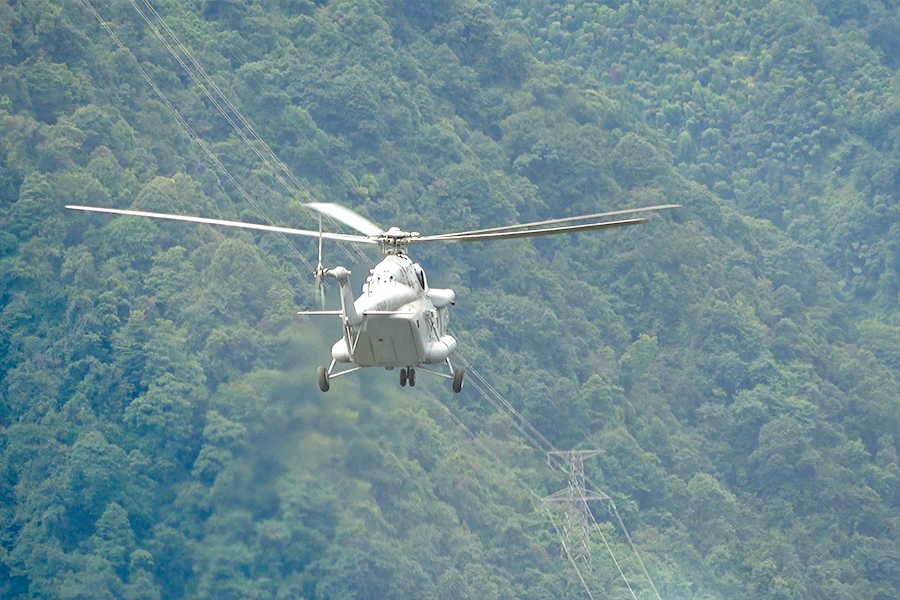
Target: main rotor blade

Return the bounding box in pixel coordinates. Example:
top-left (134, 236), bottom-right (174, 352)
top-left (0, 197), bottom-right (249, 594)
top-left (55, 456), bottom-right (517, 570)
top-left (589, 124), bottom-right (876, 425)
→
top-left (423, 204), bottom-right (680, 240)
top-left (305, 202), bottom-right (383, 237)
top-left (66, 205), bottom-right (377, 244)
top-left (415, 217), bottom-right (648, 243)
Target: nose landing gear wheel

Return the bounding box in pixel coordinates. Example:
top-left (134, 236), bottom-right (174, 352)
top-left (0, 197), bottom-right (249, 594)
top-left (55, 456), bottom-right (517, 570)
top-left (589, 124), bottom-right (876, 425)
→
top-left (399, 367), bottom-right (407, 387)
top-left (408, 367), bottom-right (416, 387)
top-left (317, 366), bottom-right (330, 392)
top-left (452, 367), bottom-right (465, 393)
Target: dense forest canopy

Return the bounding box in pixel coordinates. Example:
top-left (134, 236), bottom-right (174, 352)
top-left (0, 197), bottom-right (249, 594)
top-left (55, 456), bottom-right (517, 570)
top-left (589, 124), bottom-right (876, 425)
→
top-left (1, 0), bottom-right (899, 598)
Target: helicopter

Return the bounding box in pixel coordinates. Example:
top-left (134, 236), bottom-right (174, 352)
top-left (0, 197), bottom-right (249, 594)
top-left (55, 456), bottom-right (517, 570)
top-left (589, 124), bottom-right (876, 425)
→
top-left (66, 202), bottom-right (678, 393)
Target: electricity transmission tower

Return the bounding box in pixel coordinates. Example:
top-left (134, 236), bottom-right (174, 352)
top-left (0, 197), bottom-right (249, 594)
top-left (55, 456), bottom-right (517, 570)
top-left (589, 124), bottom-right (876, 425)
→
top-left (543, 450), bottom-right (610, 568)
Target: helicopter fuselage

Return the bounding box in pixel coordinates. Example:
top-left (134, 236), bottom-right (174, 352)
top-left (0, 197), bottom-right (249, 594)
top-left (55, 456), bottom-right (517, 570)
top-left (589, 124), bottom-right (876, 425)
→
top-left (328, 254), bottom-right (457, 369)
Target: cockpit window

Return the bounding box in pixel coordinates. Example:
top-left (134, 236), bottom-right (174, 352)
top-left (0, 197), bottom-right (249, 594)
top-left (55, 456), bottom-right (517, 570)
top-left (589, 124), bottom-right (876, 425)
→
top-left (414, 264), bottom-right (426, 289)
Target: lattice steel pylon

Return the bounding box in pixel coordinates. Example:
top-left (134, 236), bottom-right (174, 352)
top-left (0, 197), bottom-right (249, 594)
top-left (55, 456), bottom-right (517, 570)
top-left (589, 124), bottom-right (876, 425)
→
top-left (543, 450), bottom-right (610, 568)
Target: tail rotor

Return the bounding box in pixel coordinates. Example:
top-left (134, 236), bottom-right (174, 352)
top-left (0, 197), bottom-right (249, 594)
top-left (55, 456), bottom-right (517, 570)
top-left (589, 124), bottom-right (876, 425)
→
top-left (314, 213), bottom-right (326, 309)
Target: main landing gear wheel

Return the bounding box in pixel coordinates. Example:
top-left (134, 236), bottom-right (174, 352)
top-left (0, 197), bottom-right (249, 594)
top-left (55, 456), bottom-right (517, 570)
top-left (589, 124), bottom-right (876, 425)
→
top-left (452, 367), bottom-right (465, 393)
top-left (400, 367), bottom-right (416, 387)
top-left (317, 366), bottom-right (330, 392)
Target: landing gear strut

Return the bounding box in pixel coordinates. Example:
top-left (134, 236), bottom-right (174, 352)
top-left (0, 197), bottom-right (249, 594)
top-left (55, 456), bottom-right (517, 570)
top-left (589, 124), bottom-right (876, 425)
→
top-left (318, 363), bottom-right (459, 392)
top-left (315, 360), bottom-right (361, 392)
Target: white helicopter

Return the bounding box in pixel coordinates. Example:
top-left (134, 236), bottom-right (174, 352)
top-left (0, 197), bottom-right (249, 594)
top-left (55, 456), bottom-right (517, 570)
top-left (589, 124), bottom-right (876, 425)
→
top-left (66, 202), bottom-right (677, 393)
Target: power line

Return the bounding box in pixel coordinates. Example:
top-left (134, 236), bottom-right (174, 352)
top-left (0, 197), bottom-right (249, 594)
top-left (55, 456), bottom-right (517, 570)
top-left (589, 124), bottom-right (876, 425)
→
top-left (456, 349), bottom-right (664, 599)
top-left (428, 397), bottom-right (603, 600)
top-left (127, 0), bottom-right (369, 267)
top-left (543, 503), bottom-right (598, 600)
top-left (79, 0), bottom-right (317, 275)
top-left (543, 451), bottom-right (611, 568)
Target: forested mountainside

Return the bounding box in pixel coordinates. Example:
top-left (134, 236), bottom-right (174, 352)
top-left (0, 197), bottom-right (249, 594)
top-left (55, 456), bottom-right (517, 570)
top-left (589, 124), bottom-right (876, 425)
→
top-left (1, 1), bottom-right (899, 599)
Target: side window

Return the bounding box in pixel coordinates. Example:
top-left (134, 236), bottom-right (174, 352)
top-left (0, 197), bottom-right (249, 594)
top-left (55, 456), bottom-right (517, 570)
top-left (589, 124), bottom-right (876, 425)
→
top-left (414, 264), bottom-right (426, 289)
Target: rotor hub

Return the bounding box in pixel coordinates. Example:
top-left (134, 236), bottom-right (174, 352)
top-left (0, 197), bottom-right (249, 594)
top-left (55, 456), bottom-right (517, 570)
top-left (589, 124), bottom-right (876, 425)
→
top-left (379, 226), bottom-right (420, 254)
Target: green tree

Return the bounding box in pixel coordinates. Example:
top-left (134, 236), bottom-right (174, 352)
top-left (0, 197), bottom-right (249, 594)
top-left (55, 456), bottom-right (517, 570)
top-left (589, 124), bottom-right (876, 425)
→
top-left (203, 238), bottom-right (276, 324)
top-left (611, 133), bottom-right (669, 189)
top-left (123, 375), bottom-right (202, 481)
top-left (22, 59), bottom-right (80, 123)
top-left (90, 503), bottom-right (136, 577)
top-left (9, 172), bottom-right (54, 239)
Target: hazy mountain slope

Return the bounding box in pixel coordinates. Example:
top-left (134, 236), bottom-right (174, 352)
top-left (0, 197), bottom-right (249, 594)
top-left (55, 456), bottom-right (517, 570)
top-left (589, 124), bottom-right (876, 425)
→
top-left (1, 1), bottom-right (899, 599)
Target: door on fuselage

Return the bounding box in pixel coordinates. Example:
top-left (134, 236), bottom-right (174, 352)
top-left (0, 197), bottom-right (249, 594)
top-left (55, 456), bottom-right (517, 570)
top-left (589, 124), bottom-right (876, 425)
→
top-left (352, 312), bottom-right (426, 367)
